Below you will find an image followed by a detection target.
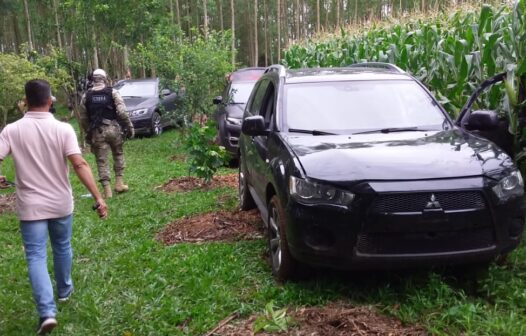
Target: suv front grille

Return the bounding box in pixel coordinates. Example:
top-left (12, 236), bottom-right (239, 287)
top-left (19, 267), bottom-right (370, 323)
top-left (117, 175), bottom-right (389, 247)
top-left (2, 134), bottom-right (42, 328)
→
top-left (371, 191), bottom-right (486, 213)
top-left (356, 228), bottom-right (495, 255)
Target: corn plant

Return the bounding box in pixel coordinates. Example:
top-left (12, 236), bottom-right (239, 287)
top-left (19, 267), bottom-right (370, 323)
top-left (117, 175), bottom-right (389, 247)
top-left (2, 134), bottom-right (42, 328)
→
top-left (284, 0), bottom-right (526, 165)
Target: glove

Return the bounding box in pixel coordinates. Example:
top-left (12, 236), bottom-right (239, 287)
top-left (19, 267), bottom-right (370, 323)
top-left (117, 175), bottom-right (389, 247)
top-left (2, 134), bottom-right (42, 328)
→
top-left (127, 127), bottom-right (135, 139)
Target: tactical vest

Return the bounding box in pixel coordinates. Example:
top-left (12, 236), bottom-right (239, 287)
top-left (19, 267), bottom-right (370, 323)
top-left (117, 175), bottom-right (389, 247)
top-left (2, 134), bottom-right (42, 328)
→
top-left (85, 87), bottom-right (117, 124)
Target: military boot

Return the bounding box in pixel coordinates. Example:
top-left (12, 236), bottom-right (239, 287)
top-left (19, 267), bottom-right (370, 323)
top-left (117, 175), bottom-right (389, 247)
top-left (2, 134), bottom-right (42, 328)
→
top-left (114, 176), bottom-right (129, 193)
top-left (103, 183), bottom-right (113, 199)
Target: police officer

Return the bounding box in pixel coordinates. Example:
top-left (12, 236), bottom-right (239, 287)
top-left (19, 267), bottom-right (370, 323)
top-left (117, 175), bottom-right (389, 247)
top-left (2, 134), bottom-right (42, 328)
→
top-left (79, 69), bottom-right (134, 199)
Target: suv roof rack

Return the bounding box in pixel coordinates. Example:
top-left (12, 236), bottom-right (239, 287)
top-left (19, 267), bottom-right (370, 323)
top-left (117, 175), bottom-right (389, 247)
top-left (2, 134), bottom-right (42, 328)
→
top-left (348, 62), bottom-right (405, 74)
top-left (265, 64), bottom-right (287, 77)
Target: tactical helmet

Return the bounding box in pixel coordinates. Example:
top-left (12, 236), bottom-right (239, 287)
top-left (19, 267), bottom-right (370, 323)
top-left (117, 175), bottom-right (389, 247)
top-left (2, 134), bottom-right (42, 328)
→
top-left (93, 69), bottom-right (107, 78)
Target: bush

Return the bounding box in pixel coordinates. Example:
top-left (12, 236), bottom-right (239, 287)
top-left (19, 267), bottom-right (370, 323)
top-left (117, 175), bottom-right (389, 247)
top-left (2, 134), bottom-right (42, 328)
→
top-left (184, 120), bottom-right (229, 183)
top-left (0, 53), bottom-right (47, 127)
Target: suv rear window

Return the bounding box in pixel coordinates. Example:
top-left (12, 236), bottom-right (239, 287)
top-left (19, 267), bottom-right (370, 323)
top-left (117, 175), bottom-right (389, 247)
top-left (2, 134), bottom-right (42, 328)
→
top-left (284, 80), bottom-right (448, 133)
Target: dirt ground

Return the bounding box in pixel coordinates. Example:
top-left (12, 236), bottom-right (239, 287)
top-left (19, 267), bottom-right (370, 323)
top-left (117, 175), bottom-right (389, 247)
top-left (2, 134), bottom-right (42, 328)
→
top-left (157, 209), bottom-right (264, 245)
top-left (210, 302), bottom-right (427, 336)
top-left (157, 174), bottom-right (238, 192)
top-left (0, 193), bottom-right (16, 215)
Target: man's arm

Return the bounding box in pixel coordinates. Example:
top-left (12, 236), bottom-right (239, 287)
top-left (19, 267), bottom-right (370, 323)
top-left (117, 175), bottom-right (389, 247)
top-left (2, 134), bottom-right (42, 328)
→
top-left (67, 154), bottom-right (108, 218)
top-left (112, 89), bottom-right (134, 137)
top-left (78, 95), bottom-right (90, 134)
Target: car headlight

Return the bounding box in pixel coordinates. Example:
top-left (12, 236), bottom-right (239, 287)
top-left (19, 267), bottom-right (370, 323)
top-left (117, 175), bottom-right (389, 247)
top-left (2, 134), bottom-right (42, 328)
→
top-left (492, 170), bottom-right (524, 203)
top-left (226, 117), bottom-right (242, 126)
top-left (129, 108), bottom-right (148, 117)
top-left (289, 176), bottom-right (355, 207)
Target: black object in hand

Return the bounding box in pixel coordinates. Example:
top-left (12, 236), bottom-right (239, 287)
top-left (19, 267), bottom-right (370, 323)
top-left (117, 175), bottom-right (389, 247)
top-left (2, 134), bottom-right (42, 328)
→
top-left (92, 202), bottom-right (100, 211)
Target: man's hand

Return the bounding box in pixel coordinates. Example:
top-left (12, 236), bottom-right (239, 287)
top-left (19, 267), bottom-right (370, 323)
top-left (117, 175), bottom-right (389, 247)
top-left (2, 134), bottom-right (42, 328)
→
top-left (127, 127), bottom-right (135, 139)
top-left (94, 198), bottom-right (108, 219)
top-left (0, 175), bottom-right (12, 189)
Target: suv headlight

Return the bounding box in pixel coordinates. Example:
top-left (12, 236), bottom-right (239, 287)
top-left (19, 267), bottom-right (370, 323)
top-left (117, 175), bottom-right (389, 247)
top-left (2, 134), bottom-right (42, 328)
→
top-left (492, 170), bottom-right (524, 203)
top-left (129, 108), bottom-right (148, 117)
top-left (226, 117), bottom-right (242, 126)
top-left (289, 176), bottom-right (355, 207)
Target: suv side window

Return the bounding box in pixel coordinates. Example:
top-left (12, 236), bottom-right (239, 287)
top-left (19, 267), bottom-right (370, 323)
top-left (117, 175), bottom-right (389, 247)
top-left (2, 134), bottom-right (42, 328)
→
top-left (247, 79), bottom-right (270, 117)
top-left (259, 83), bottom-right (276, 129)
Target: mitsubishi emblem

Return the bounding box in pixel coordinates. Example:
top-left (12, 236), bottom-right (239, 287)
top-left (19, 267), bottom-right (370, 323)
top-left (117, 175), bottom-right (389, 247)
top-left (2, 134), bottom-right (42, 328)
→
top-left (425, 194), bottom-right (442, 210)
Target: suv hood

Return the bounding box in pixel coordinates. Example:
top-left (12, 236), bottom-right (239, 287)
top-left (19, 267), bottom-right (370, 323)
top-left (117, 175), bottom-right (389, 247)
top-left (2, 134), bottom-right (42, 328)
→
top-left (285, 129), bottom-right (513, 182)
top-left (122, 97), bottom-right (159, 111)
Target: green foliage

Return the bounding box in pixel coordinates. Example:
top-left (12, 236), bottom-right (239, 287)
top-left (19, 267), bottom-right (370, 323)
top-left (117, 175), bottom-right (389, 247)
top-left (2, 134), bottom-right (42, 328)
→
top-left (131, 29), bottom-right (233, 124)
top-left (284, 1), bottom-right (525, 119)
top-left (184, 120), bottom-right (228, 183)
top-left (0, 53), bottom-right (46, 127)
top-left (254, 301), bottom-right (294, 334)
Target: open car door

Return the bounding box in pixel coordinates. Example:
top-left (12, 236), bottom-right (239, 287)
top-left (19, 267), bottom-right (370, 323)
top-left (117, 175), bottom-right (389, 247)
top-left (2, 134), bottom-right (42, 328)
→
top-left (456, 72), bottom-right (515, 157)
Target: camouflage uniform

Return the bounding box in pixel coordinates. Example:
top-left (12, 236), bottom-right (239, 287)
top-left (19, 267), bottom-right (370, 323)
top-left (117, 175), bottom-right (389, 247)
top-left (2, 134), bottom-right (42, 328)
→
top-left (79, 80), bottom-right (134, 195)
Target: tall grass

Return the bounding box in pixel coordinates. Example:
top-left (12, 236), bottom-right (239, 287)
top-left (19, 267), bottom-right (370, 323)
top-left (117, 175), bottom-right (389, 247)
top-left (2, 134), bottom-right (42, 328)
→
top-left (284, 1), bottom-right (526, 119)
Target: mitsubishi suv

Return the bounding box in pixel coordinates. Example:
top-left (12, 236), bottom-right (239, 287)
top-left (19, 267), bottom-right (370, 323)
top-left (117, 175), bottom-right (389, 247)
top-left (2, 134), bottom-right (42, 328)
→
top-left (238, 63), bottom-right (525, 281)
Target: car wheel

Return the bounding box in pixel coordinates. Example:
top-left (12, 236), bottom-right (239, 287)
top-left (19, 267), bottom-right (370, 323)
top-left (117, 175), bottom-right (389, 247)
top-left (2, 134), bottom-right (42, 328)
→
top-left (239, 158), bottom-right (256, 210)
top-left (150, 112), bottom-right (163, 136)
top-left (268, 195), bottom-right (302, 282)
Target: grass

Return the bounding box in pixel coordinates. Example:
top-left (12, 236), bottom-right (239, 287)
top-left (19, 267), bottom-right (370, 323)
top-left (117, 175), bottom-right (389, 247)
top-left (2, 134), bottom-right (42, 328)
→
top-left (1, 124), bottom-right (526, 335)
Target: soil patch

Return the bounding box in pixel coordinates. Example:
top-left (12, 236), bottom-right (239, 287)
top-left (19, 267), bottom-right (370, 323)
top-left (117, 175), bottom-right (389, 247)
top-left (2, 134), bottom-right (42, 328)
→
top-left (157, 209), bottom-right (263, 245)
top-left (0, 193), bottom-right (16, 215)
top-left (211, 302), bottom-right (427, 336)
top-left (169, 153), bottom-right (187, 162)
top-left (157, 174), bottom-right (237, 192)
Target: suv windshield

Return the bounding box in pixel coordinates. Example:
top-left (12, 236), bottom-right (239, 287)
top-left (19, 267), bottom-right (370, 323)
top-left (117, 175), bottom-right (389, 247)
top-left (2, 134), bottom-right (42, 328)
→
top-left (284, 80), bottom-right (449, 133)
top-left (115, 81), bottom-right (157, 98)
top-left (229, 82), bottom-right (256, 104)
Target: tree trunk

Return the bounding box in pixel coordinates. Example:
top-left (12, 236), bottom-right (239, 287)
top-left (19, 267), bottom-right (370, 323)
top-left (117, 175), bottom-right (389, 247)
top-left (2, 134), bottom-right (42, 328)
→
top-left (264, 0), bottom-right (269, 65)
top-left (175, 0), bottom-right (181, 26)
top-left (316, 0), bottom-right (320, 34)
top-left (11, 12), bottom-right (21, 54)
top-left (203, 0), bottom-right (208, 38)
top-left (295, 0), bottom-right (300, 40)
top-left (354, 0), bottom-right (358, 24)
top-left (52, 0), bottom-right (62, 48)
top-left (336, 0), bottom-right (340, 28)
top-left (23, 0), bottom-right (33, 51)
top-left (231, 0), bottom-right (235, 67)
top-left (91, 16), bottom-right (99, 69)
top-left (217, 0), bottom-right (224, 31)
top-left (277, 0), bottom-right (281, 61)
top-left (254, 0), bottom-right (258, 66)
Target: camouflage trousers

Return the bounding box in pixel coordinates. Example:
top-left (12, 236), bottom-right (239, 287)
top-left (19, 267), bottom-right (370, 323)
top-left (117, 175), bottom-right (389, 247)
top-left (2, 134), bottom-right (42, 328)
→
top-left (90, 122), bottom-right (126, 185)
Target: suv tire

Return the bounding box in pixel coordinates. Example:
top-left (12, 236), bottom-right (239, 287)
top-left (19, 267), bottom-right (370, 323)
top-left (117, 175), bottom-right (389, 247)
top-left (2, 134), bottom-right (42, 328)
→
top-left (239, 157), bottom-right (256, 210)
top-left (268, 195), bottom-right (302, 282)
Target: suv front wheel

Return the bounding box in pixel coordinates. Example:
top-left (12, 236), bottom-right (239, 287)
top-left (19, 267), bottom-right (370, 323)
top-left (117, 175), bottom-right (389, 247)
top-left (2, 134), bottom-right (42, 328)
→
top-left (268, 195), bottom-right (302, 281)
top-left (239, 157), bottom-right (256, 210)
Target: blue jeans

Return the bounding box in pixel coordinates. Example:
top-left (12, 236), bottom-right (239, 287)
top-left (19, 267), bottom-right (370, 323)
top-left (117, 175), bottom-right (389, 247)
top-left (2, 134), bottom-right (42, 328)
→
top-left (20, 214), bottom-right (74, 318)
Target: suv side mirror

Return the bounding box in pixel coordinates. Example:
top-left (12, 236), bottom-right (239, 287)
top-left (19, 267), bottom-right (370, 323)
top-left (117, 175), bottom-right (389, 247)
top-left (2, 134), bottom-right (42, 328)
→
top-left (161, 89), bottom-right (171, 96)
top-left (213, 96), bottom-right (223, 105)
top-left (465, 110), bottom-right (499, 131)
top-left (242, 116), bottom-right (269, 136)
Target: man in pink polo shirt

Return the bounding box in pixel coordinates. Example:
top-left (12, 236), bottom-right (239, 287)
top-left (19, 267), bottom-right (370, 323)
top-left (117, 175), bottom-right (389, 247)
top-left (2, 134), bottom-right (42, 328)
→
top-left (0, 79), bottom-right (108, 334)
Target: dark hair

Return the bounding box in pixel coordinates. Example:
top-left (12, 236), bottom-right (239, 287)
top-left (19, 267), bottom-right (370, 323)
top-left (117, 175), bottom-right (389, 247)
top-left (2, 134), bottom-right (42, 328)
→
top-left (25, 79), bottom-right (51, 108)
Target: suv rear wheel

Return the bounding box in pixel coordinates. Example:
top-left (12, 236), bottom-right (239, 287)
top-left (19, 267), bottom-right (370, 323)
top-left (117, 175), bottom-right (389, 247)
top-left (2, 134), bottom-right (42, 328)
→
top-left (268, 195), bottom-right (302, 281)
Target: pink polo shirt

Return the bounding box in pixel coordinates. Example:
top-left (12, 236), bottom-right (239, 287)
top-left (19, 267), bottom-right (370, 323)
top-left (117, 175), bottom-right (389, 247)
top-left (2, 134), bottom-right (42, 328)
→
top-left (0, 112), bottom-right (81, 220)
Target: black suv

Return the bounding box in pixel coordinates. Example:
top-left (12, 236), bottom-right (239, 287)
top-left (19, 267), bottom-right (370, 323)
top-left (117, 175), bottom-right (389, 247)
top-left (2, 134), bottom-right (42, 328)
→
top-left (238, 63), bottom-right (525, 281)
top-left (213, 67), bottom-right (266, 157)
top-left (114, 78), bottom-right (183, 136)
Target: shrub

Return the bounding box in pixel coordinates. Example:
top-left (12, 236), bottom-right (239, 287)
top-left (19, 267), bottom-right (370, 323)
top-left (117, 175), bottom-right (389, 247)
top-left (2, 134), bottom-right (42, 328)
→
top-left (184, 120), bottom-right (228, 183)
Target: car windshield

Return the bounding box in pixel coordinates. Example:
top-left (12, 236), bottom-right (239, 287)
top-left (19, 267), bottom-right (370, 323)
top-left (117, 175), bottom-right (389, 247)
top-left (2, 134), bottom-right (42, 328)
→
top-left (284, 80), bottom-right (449, 133)
top-left (229, 82), bottom-right (256, 104)
top-left (115, 81), bottom-right (157, 98)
